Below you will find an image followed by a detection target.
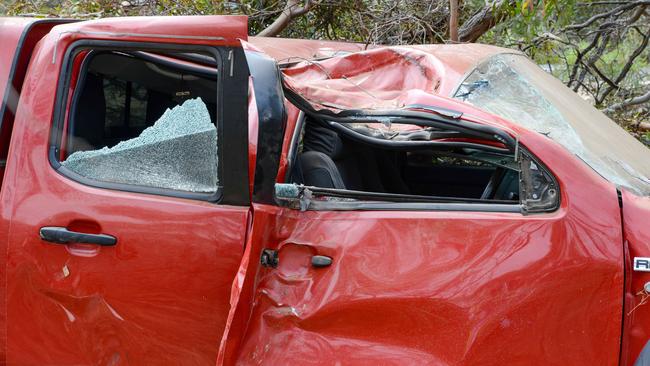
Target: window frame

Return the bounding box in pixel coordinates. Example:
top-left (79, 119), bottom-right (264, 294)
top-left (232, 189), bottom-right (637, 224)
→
top-left (49, 40), bottom-right (249, 204)
top-left (281, 113), bottom-right (560, 215)
top-left (65, 49), bottom-right (219, 157)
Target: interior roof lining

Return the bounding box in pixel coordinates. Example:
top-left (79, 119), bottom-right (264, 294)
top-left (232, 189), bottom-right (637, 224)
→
top-left (87, 51), bottom-right (218, 100)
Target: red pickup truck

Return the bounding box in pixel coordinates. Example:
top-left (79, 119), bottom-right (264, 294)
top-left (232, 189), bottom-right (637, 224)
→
top-left (1, 15), bottom-right (650, 366)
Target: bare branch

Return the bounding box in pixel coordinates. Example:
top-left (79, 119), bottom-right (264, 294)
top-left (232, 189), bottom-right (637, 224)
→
top-left (598, 27), bottom-right (649, 103)
top-left (565, 0), bottom-right (650, 31)
top-left (257, 0), bottom-right (316, 37)
top-left (603, 90), bottom-right (650, 113)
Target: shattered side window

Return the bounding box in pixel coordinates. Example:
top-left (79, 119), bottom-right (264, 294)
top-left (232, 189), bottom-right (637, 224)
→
top-left (59, 50), bottom-right (221, 195)
top-left (63, 98), bottom-right (218, 193)
top-left (283, 118), bottom-right (528, 212)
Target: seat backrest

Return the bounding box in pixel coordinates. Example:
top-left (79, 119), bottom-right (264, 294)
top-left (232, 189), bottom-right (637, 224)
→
top-left (299, 122), bottom-right (409, 194)
top-left (297, 151), bottom-right (346, 189)
top-left (146, 89), bottom-right (176, 125)
top-left (68, 73), bottom-right (106, 152)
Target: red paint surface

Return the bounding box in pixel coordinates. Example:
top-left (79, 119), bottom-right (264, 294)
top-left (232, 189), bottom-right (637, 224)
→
top-left (0, 18), bottom-right (32, 117)
top-left (0, 15), bottom-right (645, 365)
top-left (621, 191), bottom-right (650, 365)
top-left (228, 125), bottom-right (625, 365)
top-left (248, 37), bottom-right (375, 62)
top-left (0, 19), bottom-right (71, 189)
top-left (49, 15), bottom-right (247, 47)
top-left (0, 21), bottom-right (30, 354)
top-left (1, 16), bottom-right (250, 365)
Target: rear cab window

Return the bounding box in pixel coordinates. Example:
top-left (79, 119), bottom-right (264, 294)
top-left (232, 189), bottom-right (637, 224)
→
top-left (53, 47), bottom-right (224, 199)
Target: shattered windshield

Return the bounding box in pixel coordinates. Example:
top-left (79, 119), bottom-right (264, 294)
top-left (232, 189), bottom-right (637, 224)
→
top-left (454, 53), bottom-right (650, 196)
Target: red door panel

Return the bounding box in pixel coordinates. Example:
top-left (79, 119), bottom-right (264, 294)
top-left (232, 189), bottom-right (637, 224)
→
top-left (232, 146), bottom-right (624, 365)
top-left (6, 193), bottom-right (248, 364)
top-left (2, 16), bottom-right (249, 365)
top-left (0, 18), bottom-right (73, 359)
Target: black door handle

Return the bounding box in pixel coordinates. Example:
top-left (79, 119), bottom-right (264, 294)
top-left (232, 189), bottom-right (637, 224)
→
top-left (311, 255), bottom-right (332, 268)
top-left (40, 226), bottom-right (117, 246)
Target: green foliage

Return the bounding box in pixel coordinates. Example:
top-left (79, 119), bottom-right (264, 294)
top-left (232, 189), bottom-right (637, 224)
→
top-left (1, 0), bottom-right (647, 141)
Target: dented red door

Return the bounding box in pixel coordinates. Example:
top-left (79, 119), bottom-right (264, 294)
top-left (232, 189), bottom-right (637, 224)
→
top-left (0, 19), bottom-right (73, 361)
top-left (2, 16), bottom-right (250, 365)
top-left (230, 132), bottom-right (625, 365)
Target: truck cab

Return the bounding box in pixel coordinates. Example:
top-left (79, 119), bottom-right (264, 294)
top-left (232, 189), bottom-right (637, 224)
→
top-left (1, 16), bottom-right (650, 366)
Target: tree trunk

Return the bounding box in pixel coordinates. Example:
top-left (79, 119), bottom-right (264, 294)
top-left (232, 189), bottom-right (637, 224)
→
top-left (449, 0), bottom-right (459, 42)
top-left (258, 0), bottom-right (314, 37)
top-left (459, 0), bottom-right (515, 42)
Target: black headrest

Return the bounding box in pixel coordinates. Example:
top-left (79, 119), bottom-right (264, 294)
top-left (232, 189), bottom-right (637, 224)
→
top-left (297, 151), bottom-right (346, 189)
top-left (302, 123), bottom-right (345, 160)
top-left (146, 90), bottom-right (176, 125)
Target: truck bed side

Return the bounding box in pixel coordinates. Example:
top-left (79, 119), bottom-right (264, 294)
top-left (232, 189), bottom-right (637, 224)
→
top-left (0, 18), bottom-right (72, 189)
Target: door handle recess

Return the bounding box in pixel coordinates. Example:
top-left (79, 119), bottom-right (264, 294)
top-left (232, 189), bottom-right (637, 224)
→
top-left (40, 226), bottom-right (117, 246)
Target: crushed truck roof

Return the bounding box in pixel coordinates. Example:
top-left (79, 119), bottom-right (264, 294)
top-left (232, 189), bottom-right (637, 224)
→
top-left (249, 37), bottom-right (650, 196)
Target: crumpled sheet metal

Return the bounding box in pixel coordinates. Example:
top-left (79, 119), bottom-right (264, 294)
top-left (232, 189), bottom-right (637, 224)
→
top-left (280, 42), bottom-right (650, 197)
top-left (275, 42), bottom-right (512, 113)
top-left (63, 98), bottom-right (218, 193)
top-left (248, 36), bottom-right (375, 63)
top-left (231, 158), bottom-right (624, 365)
top-left (250, 38), bottom-right (506, 96)
top-left (282, 47), bottom-right (445, 110)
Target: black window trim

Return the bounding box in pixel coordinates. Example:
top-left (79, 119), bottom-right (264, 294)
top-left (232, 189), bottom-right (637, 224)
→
top-left (49, 39), bottom-right (250, 205)
top-left (279, 149), bottom-right (558, 214)
top-left (281, 105), bottom-right (560, 214)
top-left (301, 199), bottom-right (522, 213)
top-left (245, 49), bottom-right (288, 204)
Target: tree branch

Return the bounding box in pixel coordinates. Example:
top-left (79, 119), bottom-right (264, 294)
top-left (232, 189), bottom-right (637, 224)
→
top-left (257, 0), bottom-right (315, 37)
top-left (603, 89), bottom-right (650, 113)
top-left (597, 27), bottom-right (649, 103)
top-left (458, 0), bottom-right (516, 42)
top-left (565, 0), bottom-right (650, 31)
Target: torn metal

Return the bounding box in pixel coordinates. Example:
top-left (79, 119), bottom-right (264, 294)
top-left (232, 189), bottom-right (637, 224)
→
top-left (283, 86), bottom-right (517, 156)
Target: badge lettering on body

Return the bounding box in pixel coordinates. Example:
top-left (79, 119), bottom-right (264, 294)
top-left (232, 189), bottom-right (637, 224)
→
top-left (634, 257), bottom-right (650, 272)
